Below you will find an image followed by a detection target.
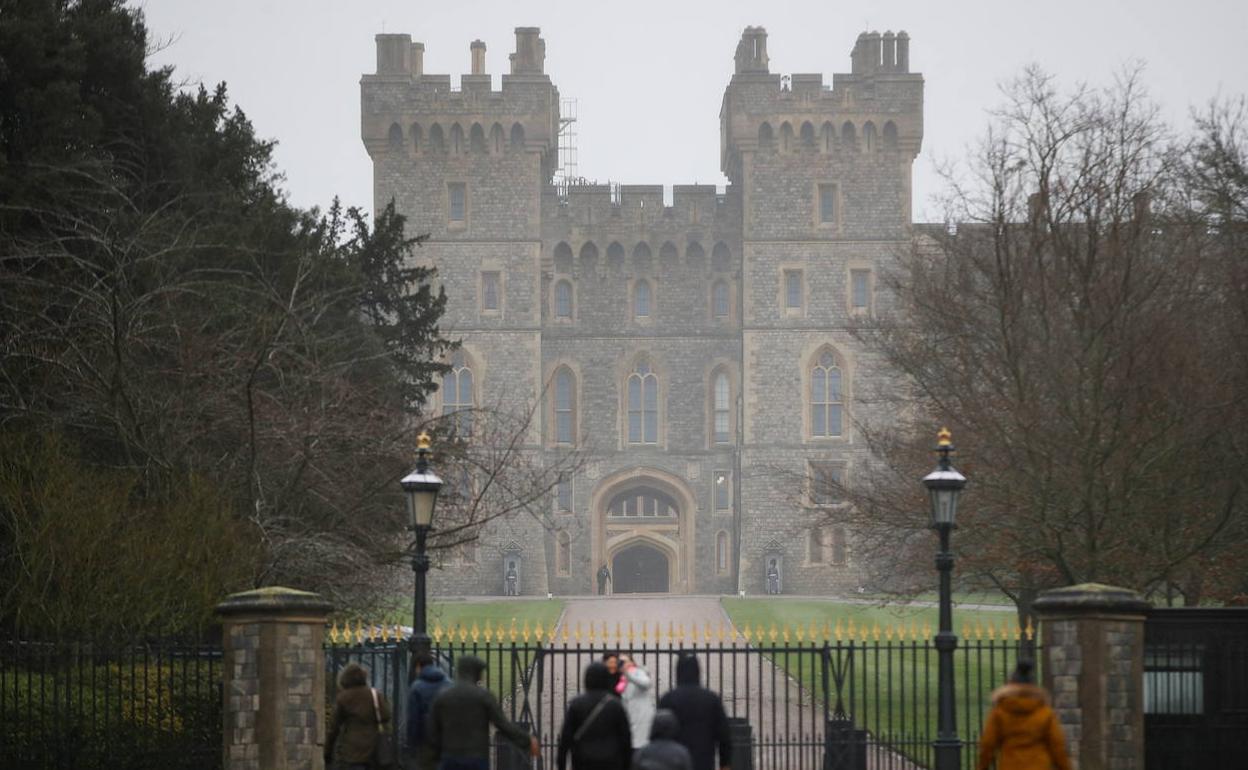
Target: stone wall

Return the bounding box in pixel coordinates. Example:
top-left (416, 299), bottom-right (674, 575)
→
top-left (1035, 583), bottom-right (1149, 770)
top-left (362, 25), bottom-right (924, 596)
top-left (216, 587), bottom-right (332, 770)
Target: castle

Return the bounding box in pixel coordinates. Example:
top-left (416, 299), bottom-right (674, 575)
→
top-left (360, 26), bottom-right (924, 596)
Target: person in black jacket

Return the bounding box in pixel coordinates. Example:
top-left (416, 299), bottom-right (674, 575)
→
top-left (631, 709), bottom-right (692, 770)
top-left (429, 655), bottom-right (538, 770)
top-left (558, 661), bottom-right (633, 770)
top-left (656, 655), bottom-right (731, 770)
top-left (405, 651), bottom-right (452, 770)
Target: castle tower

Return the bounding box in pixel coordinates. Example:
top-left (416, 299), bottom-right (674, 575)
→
top-left (361, 29), bottom-right (561, 595)
top-left (720, 28), bottom-right (924, 593)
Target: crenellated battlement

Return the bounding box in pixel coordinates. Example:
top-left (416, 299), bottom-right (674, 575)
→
top-left (361, 27), bottom-right (559, 163)
top-left (719, 27), bottom-right (924, 181)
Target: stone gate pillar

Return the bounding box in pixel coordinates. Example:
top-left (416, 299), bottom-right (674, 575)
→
top-left (1033, 583), bottom-right (1150, 770)
top-left (216, 587), bottom-right (333, 770)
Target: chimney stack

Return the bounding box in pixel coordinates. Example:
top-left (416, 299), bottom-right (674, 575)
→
top-left (470, 40), bottom-right (486, 75)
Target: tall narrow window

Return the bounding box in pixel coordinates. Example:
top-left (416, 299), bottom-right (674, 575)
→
top-left (831, 527), bottom-right (848, 566)
top-left (851, 269), bottom-right (871, 311)
top-left (627, 360), bottom-right (658, 444)
top-left (634, 280), bottom-right (652, 318)
top-left (713, 372), bottom-right (731, 444)
top-left (784, 270), bottom-right (803, 311)
top-left (555, 279), bottom-right (573, 319)
top-left (442, 351), bottom-right (474, 436)
top-left (809, 528), bottom-right (826, 564)
top-left (713, 470), bottom-right (731, 511)
top-left (716, 531), bottom-right (730, 574)
top-left (809, 462), bottom-right (844, 506)
top-left (811, 350), bottom-right (844, 437)
top-left (554, 368), bottom-right (575, 445)
top-left (481, 271), bottom-right (500, 311)
top-left (557, 531), bottom-right (571, 575)
top-left (448, 182), bottom-right (466, 223)
top-left (819, 183), bottom-right (838, 225)
top-left (712, 280), bottom-right (730, 319)
top-left (555, 475), bottom-right (573, 513)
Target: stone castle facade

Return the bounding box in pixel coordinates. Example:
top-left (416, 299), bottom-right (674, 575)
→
top-left (361, 26), bottom-right (923, 596)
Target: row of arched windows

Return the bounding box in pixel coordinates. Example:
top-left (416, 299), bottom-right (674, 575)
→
top-left (553, 240), bottom-right (733, 274)
top-left (386, 120), bottom-right (525, 154)
top-left (549, 277), bottom-right (732, 321)
top-left (758, 120), bottom-right (899, 153)
top-left (442, 348), bottom-right (846, 444)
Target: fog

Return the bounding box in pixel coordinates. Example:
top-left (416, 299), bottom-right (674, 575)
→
top-left (143, 0), bottom-right (1248, 220)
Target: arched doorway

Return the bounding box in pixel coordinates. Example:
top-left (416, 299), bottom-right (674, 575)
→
top-left (612, 542), bottom-right (670, 593)
top-left (591, 467), bottom-right (697, 594)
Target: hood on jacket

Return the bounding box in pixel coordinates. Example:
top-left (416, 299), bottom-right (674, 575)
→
top-left (456, 655), bottom-right (487, 682)
top-left (584, 661), bottom-right (614, 691)
top-left (419, 664), bottom-right (448, 684)
top-left (675, 654), bottom-right (700, 686)
top-left (650, 709), bottom-right (680, 741)
top-left (991, 683), bottom-right (1049, 715)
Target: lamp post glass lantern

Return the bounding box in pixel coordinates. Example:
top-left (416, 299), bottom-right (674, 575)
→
top-left (922, 427), bottom-right (966, 770)
top-left (401, 432), bottom-right (442, 655)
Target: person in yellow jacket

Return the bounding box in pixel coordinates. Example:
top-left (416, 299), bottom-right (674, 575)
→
top-left (976, 660), bottom-right (1072, 770)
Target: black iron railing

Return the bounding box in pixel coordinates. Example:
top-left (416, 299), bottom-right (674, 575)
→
top-left (326, 635), bottom-right (1038, 770)
top-left (0, 638), bottom-right (222, 770)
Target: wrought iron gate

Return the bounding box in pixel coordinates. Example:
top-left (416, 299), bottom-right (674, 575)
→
top-left (327, 621), bottom-right (1036, 770)
top-left (1144, 608), bottom-right (1248, 770)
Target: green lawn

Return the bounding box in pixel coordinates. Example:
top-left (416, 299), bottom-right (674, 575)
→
top-left (722, 598), bottom-right (1035, 766)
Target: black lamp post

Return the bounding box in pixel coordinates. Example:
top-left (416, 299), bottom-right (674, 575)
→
top-left (401, 431), bottom-right (442, 657)
top-left (922, 427), bottom-right (967, 770)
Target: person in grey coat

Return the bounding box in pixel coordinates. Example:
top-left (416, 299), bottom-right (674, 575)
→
top-left (631, 710), bottom-right (693, 770)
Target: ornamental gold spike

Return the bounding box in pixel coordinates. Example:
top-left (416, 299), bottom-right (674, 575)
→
top-left (588, 623), bottom-right (597, 644)
top-left (961, 621), bottom-right (971, 638)
top-left (872, 622), bottom-right (881, 641)
top-left (834, 618), bottom-right (844, 642)
top-left (1025, 617), bottom-right (1036, 641)
top-left (639, 622), bottom-right (649, 643)
top-left (705, 621), bottom-right (714, 644)
top-left (616, 622), bottom-right (623, 644)
top-left (380, 623), bottom-right (391, 643)
top-left (628, 622), bottom-right (636, 645)
top-left (781, 624), bottom-right (790, 643)
top-left (327, 621), bottom-right (338, 645)
top-left (574, 621), bottom-right (583, 643)
top-left (1000, 619), bottom-right (1010, 642)
top-left (468, 621), bottom-right (479, 643)
top-left (522, 619), bottom-right (532, 643)
top-left (718, 622), bottom-right (727, 643)
top-left (923, 619), bottom-right (932, 638)
top-left (809, 621), bottom-right (819, 643)
top-left (355, 619), bottom-right (365, 645)
top-left (482, 622), bottom-right (494, 644)
top-left (742, 625), bottom-right (752, 643)
top-left (510, 617), bottom-right (519, 643)
top-left (884, 623), bottom-right (894, 642)
top-left (795, 623), bottom-right (806, 643)
top-left (534, 623), bottom-right (544, 642)
top-left (667, 620), bottom-right (674, 644)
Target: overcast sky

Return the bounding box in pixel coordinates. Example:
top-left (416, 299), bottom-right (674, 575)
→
top-left (142, 0), bottom-right (1248, 222)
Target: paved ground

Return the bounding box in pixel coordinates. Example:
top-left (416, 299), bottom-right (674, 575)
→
top-left (519, 596), bottom-right (918, 770)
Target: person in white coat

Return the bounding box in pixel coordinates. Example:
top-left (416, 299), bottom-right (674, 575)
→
top-left (604, 652), bottom-right (656, 750)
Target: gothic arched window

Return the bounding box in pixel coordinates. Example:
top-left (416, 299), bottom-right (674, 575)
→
top-left (606, 485), bottom-right (677, 517)
top-left (442, 351), bottom-right (474, 436)
top-left (554, 280), bottom-right (573, 319)
top-left (627, 359), bottom-right (659, 444)
top-left (712, 371), bottom-right (731, 444)
top-left (712, 280), bottom-right (730, 320)
top-left (554, 367), bottom-right (576, 445)
top-left (634, 279), bottom-right (652, 319)
top-left (811, 349), bottom-right (844, 437)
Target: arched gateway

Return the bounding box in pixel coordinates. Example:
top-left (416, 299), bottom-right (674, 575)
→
top-left (590, 467), bottom-right (697, 594)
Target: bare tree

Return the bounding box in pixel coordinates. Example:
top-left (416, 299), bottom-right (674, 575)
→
top-left (796, 68), bottom-right (1248, 622)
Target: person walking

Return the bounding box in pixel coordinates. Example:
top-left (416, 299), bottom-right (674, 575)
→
top-left (604, 651), bottom-right (656, 750)
top-left (404, 651), bottom-right (452, 770)
top-left (631, 709), bottom-right (693, 770)
top-left (557, 661), bottom-right (633, 770)
top-left (325, 663), bottom-right (393, 770)
top-left (657, 654), bottom-right (731, 770)
top-left (597, 564), bottom-right (612, 595)
top-left (975, 660), bottom-right (1072, 770)
top-left (428, 655), bottom-right (539, 770)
